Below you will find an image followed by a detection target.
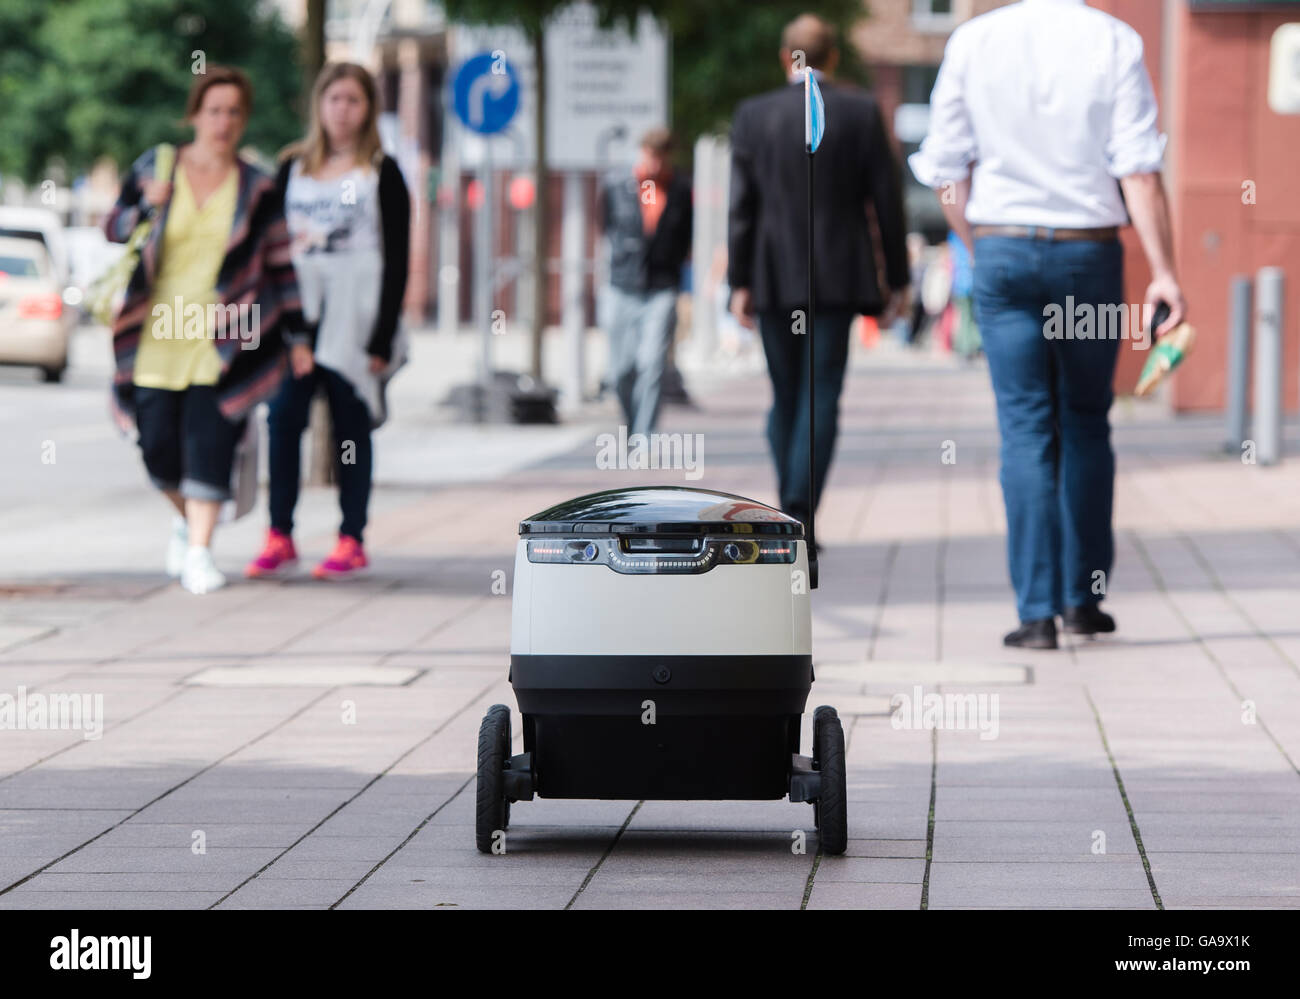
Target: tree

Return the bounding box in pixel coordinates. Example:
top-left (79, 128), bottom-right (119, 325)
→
top-left (661, 0), bottom-right (871, 162)
top-left (0, 0), bottom-right (303, 185)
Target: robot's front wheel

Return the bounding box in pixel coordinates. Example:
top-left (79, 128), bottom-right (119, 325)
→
top-left (811, 705), bottom-right (848, 855)
top-left (475, 704), bottom-right (512, 854)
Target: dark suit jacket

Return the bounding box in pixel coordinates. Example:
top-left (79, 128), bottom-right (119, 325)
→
top-left (727, 78), bottom-right (909, 316)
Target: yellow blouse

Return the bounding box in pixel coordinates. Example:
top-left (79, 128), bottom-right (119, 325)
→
top-left (133, 165), bottom-right (238, 390)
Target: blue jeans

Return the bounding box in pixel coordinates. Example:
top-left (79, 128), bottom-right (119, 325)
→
top-left (756, 309), bottom-right (853, 521)
top-left (606, 286), bottom-right (678, 436)
top-left (972, 236), bottom-right (1123, 622)
top-left (267, 364), bottom-right (372, 543)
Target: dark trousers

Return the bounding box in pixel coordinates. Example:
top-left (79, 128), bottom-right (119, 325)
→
top-left (756, 309), bottom-right (853, 522)
top-left (267, 363), bottom-right (372, 543)
top-left (971, 236), bottom-right (1124, 622)
top-left (134, 384), bottom-right (244, 502)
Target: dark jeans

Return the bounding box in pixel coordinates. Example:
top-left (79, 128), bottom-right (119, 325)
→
top-left (756, 309), bottom-right (853, 522)
top-left (134, 384), bottom-right (244, 502)
top-left (971, 236), bottom-right (1124, 622)
top-left (267, 363), bottom-right (372, 543)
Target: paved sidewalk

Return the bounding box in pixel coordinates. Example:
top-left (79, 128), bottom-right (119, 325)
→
top-left (1, 340), bottom-right (1298, 909)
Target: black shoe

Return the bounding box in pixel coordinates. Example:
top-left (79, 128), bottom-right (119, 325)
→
top-left (1062, 605), bottom-right (1116, 636)
top-left (1003, 617), bottom-right (1058, 650)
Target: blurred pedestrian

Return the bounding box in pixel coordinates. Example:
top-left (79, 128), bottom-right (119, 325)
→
top-left (905, 232), bottom-right (929, 346)
top-left (728, 13), bottom-right (909, 535)
top-left (910, 0), bottom-right (1186, 648)
top-left (596, 127), bottom-right (693, 436)
top-left (947, 230), bottom-right (980, 360)
top-left (245, 62), bottom-right (410, 581)
top-left (103, 66), bottom-right (307, 595)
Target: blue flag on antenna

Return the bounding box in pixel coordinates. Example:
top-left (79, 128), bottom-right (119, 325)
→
top-left (805, 68), bottom-right (825, 153)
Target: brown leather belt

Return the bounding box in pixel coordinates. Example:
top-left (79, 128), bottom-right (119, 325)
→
top-left (972, 225), bottom-right (1119, 242)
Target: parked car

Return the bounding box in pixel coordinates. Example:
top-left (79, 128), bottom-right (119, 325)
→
top-left (0, 236), bottom-right (76, 381)
top-left (0, 206), bottom-right (70, 285)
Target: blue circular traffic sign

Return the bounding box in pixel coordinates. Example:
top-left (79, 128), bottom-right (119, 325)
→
top-left (452, 52), bottom-right (520, 135)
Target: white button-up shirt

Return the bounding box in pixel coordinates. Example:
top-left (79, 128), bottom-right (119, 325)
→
top-left (908, 0), bottom-right (1165, 228)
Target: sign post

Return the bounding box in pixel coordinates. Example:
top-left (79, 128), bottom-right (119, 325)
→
top-left (453, 51), bottom-right (521, 420)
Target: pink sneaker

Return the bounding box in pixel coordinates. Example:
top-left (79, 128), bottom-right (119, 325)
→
top-left (312, 535), bottom-right (368, 580)
top-left (245, 528), bottom-right (298, 578)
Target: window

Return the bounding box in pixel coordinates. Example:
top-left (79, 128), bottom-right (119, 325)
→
top-left (901, 64), bottom-right (941, 106)
top-left (912, 0), bottom-right (956, 31)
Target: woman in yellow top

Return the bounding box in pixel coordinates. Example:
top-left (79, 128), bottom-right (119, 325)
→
top-left (104, 67), bottom-right (312, 594)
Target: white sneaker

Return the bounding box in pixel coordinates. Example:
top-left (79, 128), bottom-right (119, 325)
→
top-left (180, 546), bottom-right (227, 595)
top-left (166, 516), bottom-right (188, 578)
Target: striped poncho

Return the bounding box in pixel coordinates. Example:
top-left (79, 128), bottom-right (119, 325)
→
top-left (103, 144), bottom-right (311, 426)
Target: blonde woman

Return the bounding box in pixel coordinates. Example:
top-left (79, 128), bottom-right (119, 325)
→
top-left (104, 66), bottom-right (309, 594)
top-left (246, 62), bottom-right (410, 581)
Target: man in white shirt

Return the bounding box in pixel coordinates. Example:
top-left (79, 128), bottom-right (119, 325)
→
top-left (909, 0), bottom-right (1186, 649)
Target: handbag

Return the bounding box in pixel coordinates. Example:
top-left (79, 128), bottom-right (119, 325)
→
top-left (87, 143), bottom-right (175, 326)
top-left (220, 409), bottom-right (260, 524)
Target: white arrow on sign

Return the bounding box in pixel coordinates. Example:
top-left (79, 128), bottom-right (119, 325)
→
top-left (467, 71), bottom-right (514, 129)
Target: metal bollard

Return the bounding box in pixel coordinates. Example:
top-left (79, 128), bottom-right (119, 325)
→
top-left (1253, 267), bottom-right (1284, 466)
top-left (1225, 276), bottom-right (1252, 452)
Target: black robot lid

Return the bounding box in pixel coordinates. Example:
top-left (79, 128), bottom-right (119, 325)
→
top-left (519, 486), bottom-right (804, 537)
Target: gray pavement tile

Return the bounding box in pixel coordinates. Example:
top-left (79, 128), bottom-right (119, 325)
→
top-left (926, 887), bottom-right (1158, 908)
top-left (271, 836), bottom-right (410, 862)
top-left (596, 853), bottom-right (813, 875)
top-left (251, 859), bottom-right (380, 881)
top-left (0, 891), bottom-right (224, 910)
top-left (217, 877), bottom-right (358, 907)
top-left (571, 890), bottom-right (799, 910)
top-left (19, 871), bottom-right (243, 892)
top-left (805, 882), bottom-right (921, 910)
top-left (92, 822), bottom-right (312, 849)
top-left (1162, 898), bottom-right (1300, 908)
top-left (337, 884), bottom-right (575, 910)
top-left (360, 865), bottom-right (591, 889)
top-left (586, 870), bottom-right (810, 893)
top-left (927, 861), bottom-right (1149, 890)
top-left (933, 840), bottom-right (1141, 861)
top-left (843, 839), bottom-right (928, 858)
top-left (814, 858), bottom-right (927, 883)
top-left (45, 846), bottom-right (284, 874)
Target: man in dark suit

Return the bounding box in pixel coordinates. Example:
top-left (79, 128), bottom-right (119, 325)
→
top-left (728, 13), bottom-right (909, 535)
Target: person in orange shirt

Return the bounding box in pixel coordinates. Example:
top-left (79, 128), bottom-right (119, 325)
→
top-left (596, 128), bottom-right (693, 436)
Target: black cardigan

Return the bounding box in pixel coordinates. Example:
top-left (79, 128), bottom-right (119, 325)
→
top-left (275, 153), bottom-right (411, 361)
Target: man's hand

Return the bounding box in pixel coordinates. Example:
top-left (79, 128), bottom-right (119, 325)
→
top-left (368, 354), bottom-right (387, 375)
top-left (290, 342), bottom-right (315, 378)
top-left (729, 287), bottom-right (756, 330)
top-left (880, 287), bottom-right (911, 328)
top-left (140, 179), bottom-right (172, 208)
top-left (1145, 271), bottom-right (1187, 338)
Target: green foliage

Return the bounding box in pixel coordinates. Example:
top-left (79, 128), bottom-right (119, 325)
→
top-left (0, 0), bottom-right (303, 184)
top-left (662, 0), bottom-right (871, 157)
